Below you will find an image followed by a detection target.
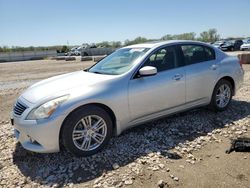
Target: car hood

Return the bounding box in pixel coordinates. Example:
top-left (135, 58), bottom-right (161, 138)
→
top-left (221, 44), bottom-right (232, 47)
top-left (213, 44), bottom-right (222, 48)
top-left (21, 71), bottom-right (115, 104)
top-left (242, 43), bottom-right (250, 47)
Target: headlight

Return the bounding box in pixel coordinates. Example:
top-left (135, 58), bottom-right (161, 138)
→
top-left (26, 95), bottom-right (69, 120)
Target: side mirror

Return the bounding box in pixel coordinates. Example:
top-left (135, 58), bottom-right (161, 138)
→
top-left (139, 66), bottom-right (157, 77)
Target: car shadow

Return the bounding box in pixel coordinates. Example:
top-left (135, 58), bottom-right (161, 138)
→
top-left (12, 99), bottom-right (250, 186)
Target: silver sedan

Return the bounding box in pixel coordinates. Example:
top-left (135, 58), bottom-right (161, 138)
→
top-left (12, 40), bottom-right (244, 156)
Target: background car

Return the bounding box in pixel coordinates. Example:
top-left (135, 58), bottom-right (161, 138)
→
top-left (240, 40), bottom-right (250, 51)
top-left (220, 40), bottom-right (243, 51)
top-left (212, 40), bottom-right (226, 48)
top-left (67, 47), bottom-right (81, 56)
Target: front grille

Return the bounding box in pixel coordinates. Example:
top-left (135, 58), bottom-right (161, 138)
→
top-left (13, 101), bottom-right (27, 116)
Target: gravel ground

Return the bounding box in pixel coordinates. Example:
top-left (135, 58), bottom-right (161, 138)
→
top-left (0, 59), bottom-right (249, 188)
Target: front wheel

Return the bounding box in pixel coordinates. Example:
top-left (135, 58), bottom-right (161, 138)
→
top-left (209, 79), bottom-right (233, 111)
top-left (61, 105), bottom-right (113, 156)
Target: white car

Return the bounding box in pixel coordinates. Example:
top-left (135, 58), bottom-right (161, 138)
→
top-left (240, 42), bottom-right (250, 51)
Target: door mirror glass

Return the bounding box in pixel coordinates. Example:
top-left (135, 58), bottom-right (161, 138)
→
top-left (139, 66), bottom-right (157, 77)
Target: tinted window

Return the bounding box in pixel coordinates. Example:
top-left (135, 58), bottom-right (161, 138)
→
top-left (181, 45), bottom-right (215, 65)
top-left (143, 46), bottom-right (178, 72)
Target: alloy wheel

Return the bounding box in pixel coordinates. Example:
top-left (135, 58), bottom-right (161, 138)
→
top-left (72, 115), bottom-right (107, 151)
top-left (216, 84), bottom-right (231, 108)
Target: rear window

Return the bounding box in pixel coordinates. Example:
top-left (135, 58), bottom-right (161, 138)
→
top-left (181, 44), bottom-right (215, 65)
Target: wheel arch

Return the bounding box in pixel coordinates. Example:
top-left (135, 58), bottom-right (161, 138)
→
top-left (59, 103), bottom-right (117, 150)
top-left (216, 76), bottom-right (235, 95)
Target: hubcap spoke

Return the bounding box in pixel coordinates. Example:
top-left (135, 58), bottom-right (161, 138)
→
top-left (92, 119), bottom-right (105, 131)
top-left (72, 130), bottom-right (85, 140)
top-left (81, 137), bottom-right (91, 150)
top-left (219, 98), bottom-right (223, 106)
top-left (91, 132), bottom-right (105, 144)
top-left (216, 94), bottom-right (221, 102)
top-left (73, 134), bottom-right (84, 140)
top-left (88, 116), bottom-right (92, 127)
top-left (81, 119), bottom-right (88, 129)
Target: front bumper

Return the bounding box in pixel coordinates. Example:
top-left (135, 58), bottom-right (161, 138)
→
top-left (240, 46), bottom-right (250, 50)
top-left (221, 47), bottom-right (232, 51)
top-left (12, 112), bottom-right (65, 153)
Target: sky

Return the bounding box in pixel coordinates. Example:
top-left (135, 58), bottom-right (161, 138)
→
top-left (0, 0), bottom-right (250, 47)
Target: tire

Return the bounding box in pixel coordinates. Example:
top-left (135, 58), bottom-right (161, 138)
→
top-left (61, 105), bottom-right (113, 156)
top-left (209, 79), bottom-right (233, 111)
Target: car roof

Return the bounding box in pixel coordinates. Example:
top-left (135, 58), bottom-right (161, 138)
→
top-left (123, 40), bottom-right (213, 49)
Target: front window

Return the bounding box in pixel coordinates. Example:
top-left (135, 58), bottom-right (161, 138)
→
top-left (143, 46), bottom-right (179, 72)
top-left (88, 48), bottom-right (149, 75)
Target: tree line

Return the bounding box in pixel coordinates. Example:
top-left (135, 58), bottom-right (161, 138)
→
top-left (0, 29), bottom-right (248, 53)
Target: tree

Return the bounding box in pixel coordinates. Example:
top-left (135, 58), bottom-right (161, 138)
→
top-left (96, 41), bottom-right (111, 48)
top-left (177, 32), bottom-right (196, 40)
top-left (124, 37), bottom-right (149, 46)
top-left (199, 28), bottom-right (220, 43)
top-left (110, 41), bottom-right (122, 48)
top-left (161, 34), bottom-right (174, 40)
top-left (161, 32), bottom-right (196, 41)
top-left (61, 45), bottom-right (69, 53)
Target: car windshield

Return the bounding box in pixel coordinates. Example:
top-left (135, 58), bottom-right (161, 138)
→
top-left (88, 48), bottom-right (149, 75)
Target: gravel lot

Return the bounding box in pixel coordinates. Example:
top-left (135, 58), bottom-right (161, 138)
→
top-left (0, 58), bottom-right (249, 188)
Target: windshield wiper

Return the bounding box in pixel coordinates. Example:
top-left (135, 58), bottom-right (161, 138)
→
top-left (83, 69), bottom-right (103, 74)
top-left (87, 70), bottom-right (117, 75)
top-left (92, 71), bottom-right (104, 74)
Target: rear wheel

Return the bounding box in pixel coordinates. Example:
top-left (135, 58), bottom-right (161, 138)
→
top-left (209, 79), bottom-right (233, 111)
top-left (61, 105), bottom-right (113, 156)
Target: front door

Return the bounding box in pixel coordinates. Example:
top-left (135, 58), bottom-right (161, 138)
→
top-left (128, 45), bottom-right (186, 122)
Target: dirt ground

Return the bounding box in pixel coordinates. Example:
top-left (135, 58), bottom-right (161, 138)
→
top-left (0, 57), bottom-right (249, 188)
top-left (0, 57), bottom-right (94, 122)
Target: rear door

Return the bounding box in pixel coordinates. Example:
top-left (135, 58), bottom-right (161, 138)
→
top-left (179, 44), bottom-right (218, 105)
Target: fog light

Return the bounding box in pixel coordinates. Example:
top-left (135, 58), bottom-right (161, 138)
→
top-left (27, 135), bottom-right (40, 145)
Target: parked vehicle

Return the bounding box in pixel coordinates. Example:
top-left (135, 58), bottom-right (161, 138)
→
top-left (240, 41), bottom-right (250, 51)
top-left (81, 46), bottom-right (114, 57)
top-left (212, 41), bottom-right (226, 48)
top-left (66, 47), bottom-right (81, 56)
top-left (11, 40), bottom-right (244, 156)
top-left (220, 40), bottom-right (243, 51)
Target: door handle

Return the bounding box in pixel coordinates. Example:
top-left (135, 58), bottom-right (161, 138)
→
top-left (210, 64), bottom-right (218, 70)
top-left (172, 74), bottom-right (183, 81)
